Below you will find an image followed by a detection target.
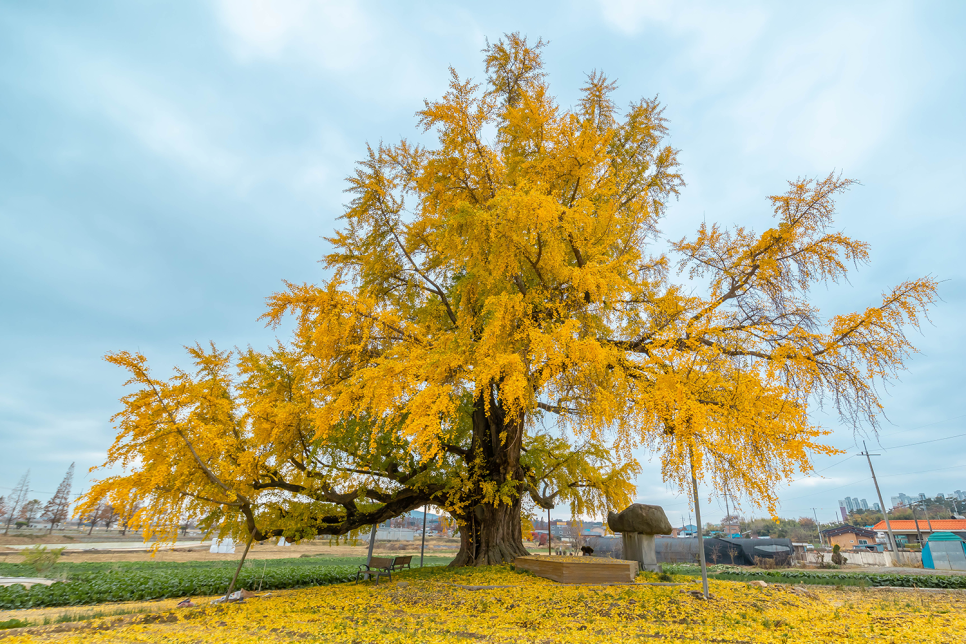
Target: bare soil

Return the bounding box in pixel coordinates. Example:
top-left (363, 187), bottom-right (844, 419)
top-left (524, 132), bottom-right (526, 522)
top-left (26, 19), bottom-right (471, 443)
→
top-left (0, 535), bottom-right (81, 547)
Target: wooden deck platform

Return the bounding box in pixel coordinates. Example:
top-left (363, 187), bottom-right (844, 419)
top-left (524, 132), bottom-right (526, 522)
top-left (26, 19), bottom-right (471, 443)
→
top-left (514, 556), bottom-right (638, 583)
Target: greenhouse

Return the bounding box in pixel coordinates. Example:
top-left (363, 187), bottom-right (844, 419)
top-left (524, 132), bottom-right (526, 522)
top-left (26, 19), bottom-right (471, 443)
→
top-left (922, 531), bottom-right (966, 571)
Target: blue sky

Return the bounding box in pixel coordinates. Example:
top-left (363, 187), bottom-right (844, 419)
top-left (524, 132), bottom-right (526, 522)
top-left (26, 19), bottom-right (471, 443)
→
top-left (2, 1), bottom-right (964, 525)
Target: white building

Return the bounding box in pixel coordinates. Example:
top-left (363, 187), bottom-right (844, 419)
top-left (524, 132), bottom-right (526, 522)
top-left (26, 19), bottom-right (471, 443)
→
top-left (361, 528), bottom-right (415, 542)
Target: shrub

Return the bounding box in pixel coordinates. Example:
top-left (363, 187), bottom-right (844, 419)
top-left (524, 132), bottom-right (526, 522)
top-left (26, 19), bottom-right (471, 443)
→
top-left (831, 545), bottom-right (847, 566)
top-left (21, 546), bottom-right (65, 575)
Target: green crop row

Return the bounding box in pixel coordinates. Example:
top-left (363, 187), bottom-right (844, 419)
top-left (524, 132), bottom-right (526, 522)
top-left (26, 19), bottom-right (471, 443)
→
top-left (0, 564), bottom-right (357, 609)
top-left (665, 564), bottom-right (966, 589)
top-left (0, 555), bottom-right (451, 579)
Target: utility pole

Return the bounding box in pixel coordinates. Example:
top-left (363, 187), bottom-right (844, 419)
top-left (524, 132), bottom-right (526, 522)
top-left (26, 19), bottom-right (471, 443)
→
top-left (860, 441), bottom-right (898, 558)
top-left (689, 448), bottom-right (709, 600)
top-left (547, 508), bottom-right (552, 556)
top-left (366, 522), bottom-right (377, 566)
top-left (420, 505), bottom-right (428, 567)
top-left (812, 508), bottom-right (824, 547)
top-left (920, 501), bottom-right (934, 534)
top-left (910, 503), bottom-right (925, 545)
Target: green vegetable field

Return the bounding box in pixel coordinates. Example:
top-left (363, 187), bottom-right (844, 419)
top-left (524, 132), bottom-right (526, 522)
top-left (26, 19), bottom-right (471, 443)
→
top-left (665, 563), bottom-right (966, 589)
top-left (0, 556), bottom-right (451, 609)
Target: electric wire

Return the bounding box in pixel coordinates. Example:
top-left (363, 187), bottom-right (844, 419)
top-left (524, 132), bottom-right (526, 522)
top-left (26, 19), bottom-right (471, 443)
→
top-left (877, 432), bottom-right (966, 451)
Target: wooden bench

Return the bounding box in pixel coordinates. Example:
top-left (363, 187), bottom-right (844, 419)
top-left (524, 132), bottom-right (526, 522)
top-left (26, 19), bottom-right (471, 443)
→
top-left (391, 555), bottom-right (413, 572)
top-left (356, 556), bottom-right (394, 584)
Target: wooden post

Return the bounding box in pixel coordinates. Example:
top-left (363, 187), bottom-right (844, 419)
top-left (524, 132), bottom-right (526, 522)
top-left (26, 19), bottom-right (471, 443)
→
top-left (690, 448), bottom-right (709, 600)
top-left (225, 532), bottom-right (254, 598)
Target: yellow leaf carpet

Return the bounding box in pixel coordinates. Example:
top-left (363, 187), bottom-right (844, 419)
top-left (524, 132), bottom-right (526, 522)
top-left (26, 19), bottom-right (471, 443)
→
top-left (4, 566), bottom-right (964, 643)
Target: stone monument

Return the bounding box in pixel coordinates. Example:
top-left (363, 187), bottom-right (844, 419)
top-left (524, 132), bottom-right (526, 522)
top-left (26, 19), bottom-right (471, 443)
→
top-left (607, 503), bottom-right (672, 572)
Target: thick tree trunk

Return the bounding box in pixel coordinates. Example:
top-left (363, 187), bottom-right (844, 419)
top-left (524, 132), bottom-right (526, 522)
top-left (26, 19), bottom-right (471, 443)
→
top-left (450, 387), bottom-right (531, 567)
top-left (450, 496), bottom-right (530, 566)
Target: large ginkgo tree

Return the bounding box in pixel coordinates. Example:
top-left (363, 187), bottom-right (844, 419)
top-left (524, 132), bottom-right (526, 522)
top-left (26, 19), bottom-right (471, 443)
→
top-left (83, 35), bottom-right (937, 566)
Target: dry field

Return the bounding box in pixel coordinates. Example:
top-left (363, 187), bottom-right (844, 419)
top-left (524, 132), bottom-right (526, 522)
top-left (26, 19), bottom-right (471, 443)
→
top-left (0, 535), bottom-right (464, 564)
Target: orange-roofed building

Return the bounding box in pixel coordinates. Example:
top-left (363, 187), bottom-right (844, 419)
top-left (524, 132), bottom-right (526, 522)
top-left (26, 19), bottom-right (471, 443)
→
top-left (873, 519), bottom-right (966, 546)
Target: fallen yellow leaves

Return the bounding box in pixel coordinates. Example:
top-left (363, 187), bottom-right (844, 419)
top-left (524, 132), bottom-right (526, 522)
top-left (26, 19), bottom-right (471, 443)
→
top-left (4, 566), bottom-right (964, 643)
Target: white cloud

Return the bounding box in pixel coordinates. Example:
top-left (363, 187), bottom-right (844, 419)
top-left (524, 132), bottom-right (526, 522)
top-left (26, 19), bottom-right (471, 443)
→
top-left (596, 1), bottom-right (932, 211)
top-left (213, 0), bottom-right (374, 71)
top-left (597, 0), bottom-right (674, 33)
top-left (597, 0), bottom-right (770, 88)
top-left (88, 70), bottom-right (244, 183)
top-left (729, 11), bottom-right (919, 170)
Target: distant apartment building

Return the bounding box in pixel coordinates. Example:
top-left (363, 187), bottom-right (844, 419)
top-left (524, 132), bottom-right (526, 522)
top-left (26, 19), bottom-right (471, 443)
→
top-left (838, 496), bottom-right (872, 514)
top-left (890, 490), bottom-right (966, 509)
top-left (891, 493), bottom-right (913, 507)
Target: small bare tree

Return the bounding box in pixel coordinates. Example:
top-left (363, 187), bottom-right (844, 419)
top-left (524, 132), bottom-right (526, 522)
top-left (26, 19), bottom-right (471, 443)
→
top-left (565, 520), bottom-right (584, 552)
top-left (105, 506), bottom-right (121, 531)
top-left (119, 501), bottom-right (144, 536)
top-left (19, 499), bottom-right (42, 527)
top-left (85, 503), bottom-right (107, 535)
top-left (42, 463), bottom-right (74, 534)
top-left (3, 471), bottom-right (30, 535)
top-left (709, 543), bottom-right (722, 565)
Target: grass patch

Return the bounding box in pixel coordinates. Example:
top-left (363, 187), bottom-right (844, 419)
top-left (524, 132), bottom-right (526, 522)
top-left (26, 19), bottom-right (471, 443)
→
top-left (0, 618), bottom-right (29, 630)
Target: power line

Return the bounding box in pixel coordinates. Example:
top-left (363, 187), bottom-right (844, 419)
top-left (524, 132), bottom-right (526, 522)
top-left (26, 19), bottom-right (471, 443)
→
top-left (878, 432), bottom-right (966, 451)
top-left (812, 454), bottom-right (857, 474)
top-left (781, 476), bottom-right (872, 502)
top-left (793, 430), bottom-right (966, 481)
top-left (782, 461), bottom-right (964, 503)
top-left (878, 413), bottom-right (966, 437)
top-left (825, 412), bottom-right (966, 452)
top-left (879, 463), bottom-right (965, 478)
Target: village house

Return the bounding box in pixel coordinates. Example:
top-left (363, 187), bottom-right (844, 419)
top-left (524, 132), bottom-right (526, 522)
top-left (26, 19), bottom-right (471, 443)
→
top-left (821, 524), bottom-right (879, 550)
top-left (873, 519), bottom-right (966, 547)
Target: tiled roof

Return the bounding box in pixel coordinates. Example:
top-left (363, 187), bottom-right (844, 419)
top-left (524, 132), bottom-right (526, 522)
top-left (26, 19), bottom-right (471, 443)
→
top-left (822, 524), bottom-right (877, 538)
top-left (872, 519), bottom-right (966, 531)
